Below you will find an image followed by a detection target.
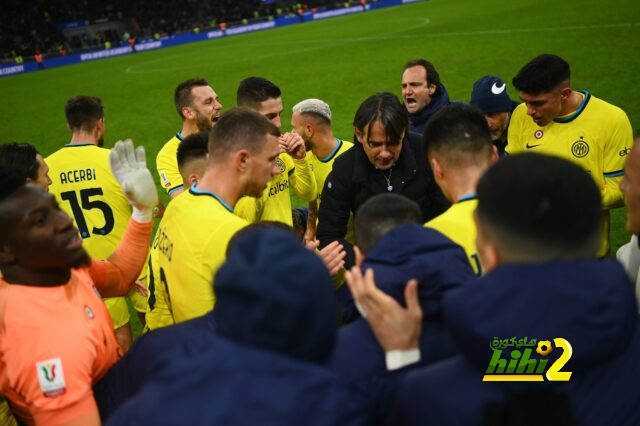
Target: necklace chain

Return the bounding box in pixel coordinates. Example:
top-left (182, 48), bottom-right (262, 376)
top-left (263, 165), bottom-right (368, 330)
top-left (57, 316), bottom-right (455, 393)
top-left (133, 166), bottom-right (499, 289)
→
top-left (383, 168), bottom-right (393, 191)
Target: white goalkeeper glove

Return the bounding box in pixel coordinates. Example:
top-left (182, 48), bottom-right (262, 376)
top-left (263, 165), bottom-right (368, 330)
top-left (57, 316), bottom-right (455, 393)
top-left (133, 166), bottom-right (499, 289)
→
top-left (110, 139), bottom-right (158, 223)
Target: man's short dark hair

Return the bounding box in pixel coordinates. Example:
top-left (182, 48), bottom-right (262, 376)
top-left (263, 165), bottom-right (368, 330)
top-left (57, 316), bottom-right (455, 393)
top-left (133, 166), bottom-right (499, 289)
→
top-left (65, 96), bottom-right (103, 132)
top-left (476, 153), bottom-right (602, 261)
top-left (355, 193), bottom-right (422, 255)
top-left (353, 92), bottom-right (408, 147)
top-left (177, 131), bottom-right (209, 173)
top-left (174, 77), bottom-right (209, 119)
top-left (404, 58), bottom-right (441, 96)
top-left (208, 108), bottom-right (280, 160)
top-left (424, 104), bottom-right (493, 164)
top-left (236, 77), bottom-right (281, 110)
top-left (0, 167), bottom-right (28, 203)
top-left (512, 54), bottom-right (571, 94)
top-left (0, 142), bottom-right (40, 181)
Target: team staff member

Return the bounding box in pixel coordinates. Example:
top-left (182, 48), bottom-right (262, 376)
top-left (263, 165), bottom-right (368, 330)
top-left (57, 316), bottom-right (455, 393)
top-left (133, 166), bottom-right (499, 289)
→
top-left (290, 98), bottom-right (353, 242)
top-left (507, 54), bottom-right (633, 256)
top-left (0, 142), bottom-right (52, 191)
top-left (0, 140), bottom-right (156, 426)
top-left (146, 132), bottom-right (209, 331)
top-left (234, 77), bottom-right (317, 226)
top-left (156, 77), bottom-right (222, 198)
top-left (47, 96), bottom-right (147, 351)
top-left (317, 92), bottom-right (449, 268)
top-left (152, 108), bottom-right (281, 324)
top-left (424, 104), bottom-right (497, 275)
top-left (401, 59), bottom-right (450, 139)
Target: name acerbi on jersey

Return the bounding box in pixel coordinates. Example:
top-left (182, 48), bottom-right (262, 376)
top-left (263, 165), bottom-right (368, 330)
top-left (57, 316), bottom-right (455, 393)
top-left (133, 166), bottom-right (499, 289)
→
top-left (59, 168), bottom-right (97, 184)
top-left (153, 227), bottom-right (174, 262)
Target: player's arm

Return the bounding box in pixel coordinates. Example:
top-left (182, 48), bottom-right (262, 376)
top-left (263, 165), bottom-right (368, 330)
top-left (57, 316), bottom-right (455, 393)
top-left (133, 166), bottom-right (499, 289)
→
top-left (304, 199), bottom-right (319, 243)
top-left (601, 111), bottom-right (633, 208)
top-left (317, 169), bottom-right (356, 268)
top-left (282, 133), bottom-right (317, 202)
top-left (90, 140), bottom-right (157, 297)
top-left (156, 147), bottom-right (184, 199)
top-left (505, 105), bottom-right (526, 155)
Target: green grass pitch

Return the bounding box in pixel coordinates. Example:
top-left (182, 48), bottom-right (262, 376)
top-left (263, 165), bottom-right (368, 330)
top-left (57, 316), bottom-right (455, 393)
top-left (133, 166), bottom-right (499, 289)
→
top-left (1, 0), bottom-right (639, 335)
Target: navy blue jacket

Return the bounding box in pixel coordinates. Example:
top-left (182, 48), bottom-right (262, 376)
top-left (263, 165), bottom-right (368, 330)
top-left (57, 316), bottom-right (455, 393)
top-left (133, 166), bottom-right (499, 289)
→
top-left (407, 83), bottom-right (450, 139)
top-left (330, 225), bottom-right (475, 425)
top-left (101, 229), bottom-right (367, 425)
top-left (397, 259), bottom-right (640, 426)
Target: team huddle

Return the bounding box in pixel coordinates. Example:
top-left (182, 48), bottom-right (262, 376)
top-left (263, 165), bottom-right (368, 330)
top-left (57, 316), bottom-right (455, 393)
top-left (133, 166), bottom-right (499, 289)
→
top-left (0, 53), bottom-right (639, 426)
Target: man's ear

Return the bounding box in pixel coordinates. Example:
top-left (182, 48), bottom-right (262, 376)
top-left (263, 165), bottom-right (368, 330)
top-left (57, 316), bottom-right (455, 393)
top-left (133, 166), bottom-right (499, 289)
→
top-left (0, 243), bottom-right (15, 266)
top-left (354, 245), bottom-right (364, 268)
top-left (427, 83), bottom-right (437, 96)
top-left (490, 145), bottom-right (499, 163)
top-left (431, 156), bottom-right (444, 180)
top-left (473, 210), bottom-right (500, 274)
top-left (235, 149), bottom-right (250, 173)
top-left (560, 87), bottom-right (572, 101)
top-left (182, 106), bottom-right (193, 120)
top-left (354, 127), bottom-right (363, 144)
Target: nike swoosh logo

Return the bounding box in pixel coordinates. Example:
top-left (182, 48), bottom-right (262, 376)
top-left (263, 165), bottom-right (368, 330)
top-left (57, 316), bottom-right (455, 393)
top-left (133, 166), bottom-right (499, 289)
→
top-left (526, 143), bottom-right (541, 149)
top-left (491, 82), bottom-right (506, 94)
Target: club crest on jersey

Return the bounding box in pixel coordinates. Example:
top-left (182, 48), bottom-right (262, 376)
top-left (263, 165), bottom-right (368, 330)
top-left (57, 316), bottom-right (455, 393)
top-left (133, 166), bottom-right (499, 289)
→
top-left (84, 305), bottom-right (95, 319)
top-left (534, 130), bottom-right (543, 139)
top-left (276, 157), bottom-right (286, 174)
top-left (571, 137), bottom-right (589, 158)
top-left (36, 358), bottom-right (66, 397)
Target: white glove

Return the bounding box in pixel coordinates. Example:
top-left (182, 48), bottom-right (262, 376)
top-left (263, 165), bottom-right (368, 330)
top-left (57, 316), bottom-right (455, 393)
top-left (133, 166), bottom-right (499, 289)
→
top-left (110, 139), bottom-right (158, 222)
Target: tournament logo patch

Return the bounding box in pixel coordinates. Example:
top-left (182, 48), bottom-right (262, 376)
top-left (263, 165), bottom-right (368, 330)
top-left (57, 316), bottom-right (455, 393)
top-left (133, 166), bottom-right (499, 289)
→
top-left (276, 157), bottom-right (286, 174)
top-left (571, 138), bottom-right (589, 158)
top-left (534, 130), bottom-right (543, 139)
top-left (36, 358), bottom-right (66, 397)
top-left (159, 171), bottom-right (171, 188)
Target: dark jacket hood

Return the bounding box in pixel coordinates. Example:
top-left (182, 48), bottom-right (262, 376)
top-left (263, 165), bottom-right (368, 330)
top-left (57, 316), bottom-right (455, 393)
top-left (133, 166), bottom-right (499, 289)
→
top-left (444, 259), bottom-right (637, 371)
top-left (364, 224), bottom-right (475, 318)
top-left (408, 83), bottom-right (450, 135)
top-left (212, 229), bottom-right (337, 364)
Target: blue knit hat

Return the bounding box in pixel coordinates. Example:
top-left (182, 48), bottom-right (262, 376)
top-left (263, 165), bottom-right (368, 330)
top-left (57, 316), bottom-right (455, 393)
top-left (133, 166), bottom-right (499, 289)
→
top-left (470, 75), bottom-right (513, 114)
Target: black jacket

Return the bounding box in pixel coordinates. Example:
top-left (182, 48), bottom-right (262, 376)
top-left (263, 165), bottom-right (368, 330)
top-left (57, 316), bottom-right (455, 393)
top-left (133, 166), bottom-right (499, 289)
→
top-left (317, 134), bottom-right (449, 268)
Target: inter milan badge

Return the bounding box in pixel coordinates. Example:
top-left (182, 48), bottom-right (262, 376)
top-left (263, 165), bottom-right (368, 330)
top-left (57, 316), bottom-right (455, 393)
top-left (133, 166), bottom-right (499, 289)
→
top-left (534, 130), bottom-right (543, 139)
top-left (275, 157), bottom-right (286, 174)
top-left (84, 305), bottom-right (95, 319)
top-left (571, 137), bottom-right (589, 158)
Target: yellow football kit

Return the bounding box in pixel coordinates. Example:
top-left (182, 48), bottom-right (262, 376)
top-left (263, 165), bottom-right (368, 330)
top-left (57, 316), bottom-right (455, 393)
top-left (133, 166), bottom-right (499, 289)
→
top-left (47, 144), bottom-right (148, 327)
top-left (152, 186), bottom-right (247, 323)
top-left (235, 153), bottom-right (317, 225)
top-left (426, 195), bottom-right (481, 276)
top-left (156, 132), bottom-right (185, 196)
top-left (507, 91), bottom-right (633, 256)
top-left (144, 249), bottom-right (173, 331)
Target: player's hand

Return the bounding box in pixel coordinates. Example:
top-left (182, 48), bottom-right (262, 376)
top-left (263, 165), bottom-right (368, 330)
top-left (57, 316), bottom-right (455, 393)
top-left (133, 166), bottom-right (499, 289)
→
top-left (280, 132), bottom-right (306, 160)
top-left (110, 139), bottom-right (159, 220)
top-left (345, 266), bottom-right (422, 351)
top-left (132, 280), bottom-right (148, 297)
top-left (305, 240), bottom-right (346, 277)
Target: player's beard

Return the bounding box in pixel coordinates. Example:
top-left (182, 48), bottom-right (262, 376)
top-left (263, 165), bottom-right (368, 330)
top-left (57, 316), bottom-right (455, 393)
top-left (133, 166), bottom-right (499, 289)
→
top-left (195, 112), bottom-right (213, 132)
top-left (97, 137), bottom-right (105, 148)
top-left (69, 249), bottom-right (91, 269)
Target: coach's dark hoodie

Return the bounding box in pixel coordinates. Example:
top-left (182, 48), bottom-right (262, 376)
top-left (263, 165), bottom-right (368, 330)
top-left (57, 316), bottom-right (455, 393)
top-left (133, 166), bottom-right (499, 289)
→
top-left (397, 259), bottom-right (640, 426)
top-left (106, 230), bottom-right (366, 426)
top-left (330, 224), bottom-right (475, 425)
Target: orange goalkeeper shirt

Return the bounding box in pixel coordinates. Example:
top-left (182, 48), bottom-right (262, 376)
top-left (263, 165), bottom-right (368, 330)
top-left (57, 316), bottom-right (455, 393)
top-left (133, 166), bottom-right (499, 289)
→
top-left (0, 220), bottom-right (151, 425)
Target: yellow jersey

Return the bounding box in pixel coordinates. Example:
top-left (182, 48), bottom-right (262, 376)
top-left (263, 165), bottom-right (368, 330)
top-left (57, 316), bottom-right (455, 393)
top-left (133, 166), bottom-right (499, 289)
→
top-left (235, 154), bottom-right (316, 225)
top-left (156, 133), bottom-right (185, 196)
top-left (425, 196), bottom-right (481, 275)
top-left (507, 91), bottom-right (633, 256)
top-left (145, 249), bottom-right (173, 331)
top-left (46, 144), bottom-right (148, 325)
top-left (152, 185), bottom-right (247, 323)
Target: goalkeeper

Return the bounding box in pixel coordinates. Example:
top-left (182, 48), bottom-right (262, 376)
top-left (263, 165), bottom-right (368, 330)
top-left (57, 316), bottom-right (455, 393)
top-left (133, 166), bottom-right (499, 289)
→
top-left (0, 140), bottom-right (157, 426)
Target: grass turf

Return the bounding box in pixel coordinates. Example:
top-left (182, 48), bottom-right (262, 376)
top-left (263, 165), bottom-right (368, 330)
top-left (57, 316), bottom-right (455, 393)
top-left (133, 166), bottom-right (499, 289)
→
top-left (1, 0), bottom-right (638, 336)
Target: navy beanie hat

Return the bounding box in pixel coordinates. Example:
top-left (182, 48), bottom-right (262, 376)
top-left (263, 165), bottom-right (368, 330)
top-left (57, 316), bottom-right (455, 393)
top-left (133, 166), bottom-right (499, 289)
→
top-left (470, 75), bottom-right (513, 114)
top-left (213, 228), bottom-right (337, 364)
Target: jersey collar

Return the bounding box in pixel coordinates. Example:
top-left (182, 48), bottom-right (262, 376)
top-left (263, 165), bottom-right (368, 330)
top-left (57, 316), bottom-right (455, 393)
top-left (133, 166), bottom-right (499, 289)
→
top-left (554, 90), bottom-right (590, 124)
top-left (189, 184), bottom-right (234, 213)
top-left (458, 193), bottom-right (477, 203)
top-left (319, 139), bottom-right (343, 163)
